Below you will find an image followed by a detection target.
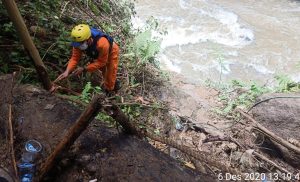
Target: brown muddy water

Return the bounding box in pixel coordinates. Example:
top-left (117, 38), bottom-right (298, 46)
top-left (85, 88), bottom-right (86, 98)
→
top-left (133, 0), bottom-right (300, 85)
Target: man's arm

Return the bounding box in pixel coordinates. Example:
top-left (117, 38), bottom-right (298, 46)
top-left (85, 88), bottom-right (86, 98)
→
top-left (66, 47), bottom-right (82, 73)
top-left (54, 47), bottom-right (82, 82)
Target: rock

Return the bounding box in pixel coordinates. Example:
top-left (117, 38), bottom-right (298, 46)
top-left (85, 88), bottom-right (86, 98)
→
top-left (240, 149), bottom-right (258, 171)
top-left (223, 143), bottom-right (238, 154)
top-left (44, 104), bottom-right (55, 110)
top-left (60, 158), bottom-right (70, 167)
top-left (251, 93), bottom-right (300, 167)
top-left (169, 147), bottom-right (180, 159)
top-left (86, 163), bottom-right (97, 174)
top-left (231, 150), bottom-right (258, 172)
top-left (77, 155), bottom-right (91, 165)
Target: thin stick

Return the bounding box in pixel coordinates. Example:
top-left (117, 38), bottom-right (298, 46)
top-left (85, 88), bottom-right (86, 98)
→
top-left (55, 94), bottom-right (86, 107)
top-left (8, 73), bottom-right (18, 180)
top-left (237, 109), bottom-right (300, 154)
top-left (253, 151), bottom-right (291, 174)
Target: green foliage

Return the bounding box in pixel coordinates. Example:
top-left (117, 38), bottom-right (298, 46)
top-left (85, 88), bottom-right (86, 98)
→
top-left (0, 0), bottom-right (135, 80)
top-left (0, 0), bottom-right (71, 76)
top-left (207, 79), bottom-right (270, 116)
top-left (95, 113), bottom-right (115, 127)
top-left (296, 61), bottom-right (300, 69)
top-left (123, 17), bottom-right (163, 69)
top-left (274, 74), bottom-right (300, 92)
top-left (208, 74), bottom-right (300, 116)
top-left (1, 0), bottom-right (163, 128)
top-left (79, 82), bottom-right (102, 103)
top-left (134, 30), bottom-right (161, 66)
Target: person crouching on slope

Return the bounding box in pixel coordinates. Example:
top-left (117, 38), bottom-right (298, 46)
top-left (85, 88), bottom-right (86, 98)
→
top-left (54, 24), bottom-right (120, 95)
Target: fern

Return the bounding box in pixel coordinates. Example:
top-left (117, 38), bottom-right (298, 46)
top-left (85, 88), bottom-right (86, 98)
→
top-left (134, 30), bottom-right (151, 50)
top-left (134, 30), bottom-right (161, 65)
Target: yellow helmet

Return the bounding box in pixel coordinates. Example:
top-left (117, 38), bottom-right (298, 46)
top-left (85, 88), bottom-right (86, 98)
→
top-left (71, 24), bottom-right (91, 43)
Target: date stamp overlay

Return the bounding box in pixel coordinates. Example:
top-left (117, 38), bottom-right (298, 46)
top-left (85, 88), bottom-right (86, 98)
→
top-left (217, 172), bottom-right (300, 181)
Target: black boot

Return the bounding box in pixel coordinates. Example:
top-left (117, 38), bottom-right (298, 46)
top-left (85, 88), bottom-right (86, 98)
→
top-left (113, 79), bottom-right (121, 91)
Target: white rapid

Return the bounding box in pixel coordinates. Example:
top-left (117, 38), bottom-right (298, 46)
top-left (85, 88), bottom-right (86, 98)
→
top-left (133, 0), bottom-right (300, 85)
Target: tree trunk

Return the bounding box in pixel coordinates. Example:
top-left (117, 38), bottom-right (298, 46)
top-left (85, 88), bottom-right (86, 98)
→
top-left (1, 0), bottom-right (52, 90)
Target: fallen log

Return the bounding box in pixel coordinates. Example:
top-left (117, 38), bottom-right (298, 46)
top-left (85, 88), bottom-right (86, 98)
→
top-left (37, 94), bottom-right (105, 181)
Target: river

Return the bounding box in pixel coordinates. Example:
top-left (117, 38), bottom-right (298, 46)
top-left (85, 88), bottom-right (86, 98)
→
top-left (133, 0), bottom-right (300, 86)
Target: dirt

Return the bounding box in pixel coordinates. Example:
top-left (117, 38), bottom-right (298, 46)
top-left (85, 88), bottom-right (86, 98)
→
top-left (148, 72), bottom-right (300, 181)
top-left (1, 69), bottom-right (300, 182)
top-left (0, 75), bottom-right (216, 182)
top-left (0, 75), bottom-right (14, 175)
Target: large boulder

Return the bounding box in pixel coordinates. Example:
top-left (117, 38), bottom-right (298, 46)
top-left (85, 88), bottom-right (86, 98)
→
top-left (251, 93), bottom-right (300, 167)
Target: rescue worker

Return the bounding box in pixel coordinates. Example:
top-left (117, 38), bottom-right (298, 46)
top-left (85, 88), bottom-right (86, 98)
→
top-left (54, 24), bottom-right (120, 94)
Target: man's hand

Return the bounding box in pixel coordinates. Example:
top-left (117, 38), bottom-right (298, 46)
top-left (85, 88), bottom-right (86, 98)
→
top-left (73, 67), bottom-right (85, 76)
top-left (54, 70), bottom-right (69, 83)
top-left (49, 83), bottom-right (61, 93)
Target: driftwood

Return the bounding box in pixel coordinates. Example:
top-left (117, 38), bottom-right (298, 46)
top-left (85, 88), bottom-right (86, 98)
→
top-left (37, 94), bottom-right (105, 181)
top-left (252, 151), bottom-right (291, 174)
top-left (1, 0), bottom-right (52, 90)
top-left (237, 109), bottom-right (300, 155)
top-left (201, 131), bottom-right (292, 175)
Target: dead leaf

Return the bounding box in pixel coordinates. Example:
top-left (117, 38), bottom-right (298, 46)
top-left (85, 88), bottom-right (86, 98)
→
top-left (44, 104), bottom-right (55, 110)
top-left (184, 161), bottom-right (196, 169)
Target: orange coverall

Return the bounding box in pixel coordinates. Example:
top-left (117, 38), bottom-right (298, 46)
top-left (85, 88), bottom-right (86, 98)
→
top-left (66, 37), bottom-right (119, 91)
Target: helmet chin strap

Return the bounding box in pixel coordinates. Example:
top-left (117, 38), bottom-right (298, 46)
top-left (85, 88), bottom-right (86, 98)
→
top-left (87, 38), bottom-right (93, 45)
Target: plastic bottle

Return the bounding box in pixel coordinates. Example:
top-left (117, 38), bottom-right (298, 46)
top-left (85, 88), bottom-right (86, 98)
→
top-left (17, 162), bottom-right (35, 182)
top-left (18, 140), bottom-right (42, 182)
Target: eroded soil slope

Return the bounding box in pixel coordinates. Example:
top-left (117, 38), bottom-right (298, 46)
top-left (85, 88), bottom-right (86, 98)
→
top-left (0, 75), bottom-right (216, 182)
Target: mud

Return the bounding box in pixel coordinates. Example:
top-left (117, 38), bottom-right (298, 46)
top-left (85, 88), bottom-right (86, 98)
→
top-left (0, 75), bottom-right (216, 182)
